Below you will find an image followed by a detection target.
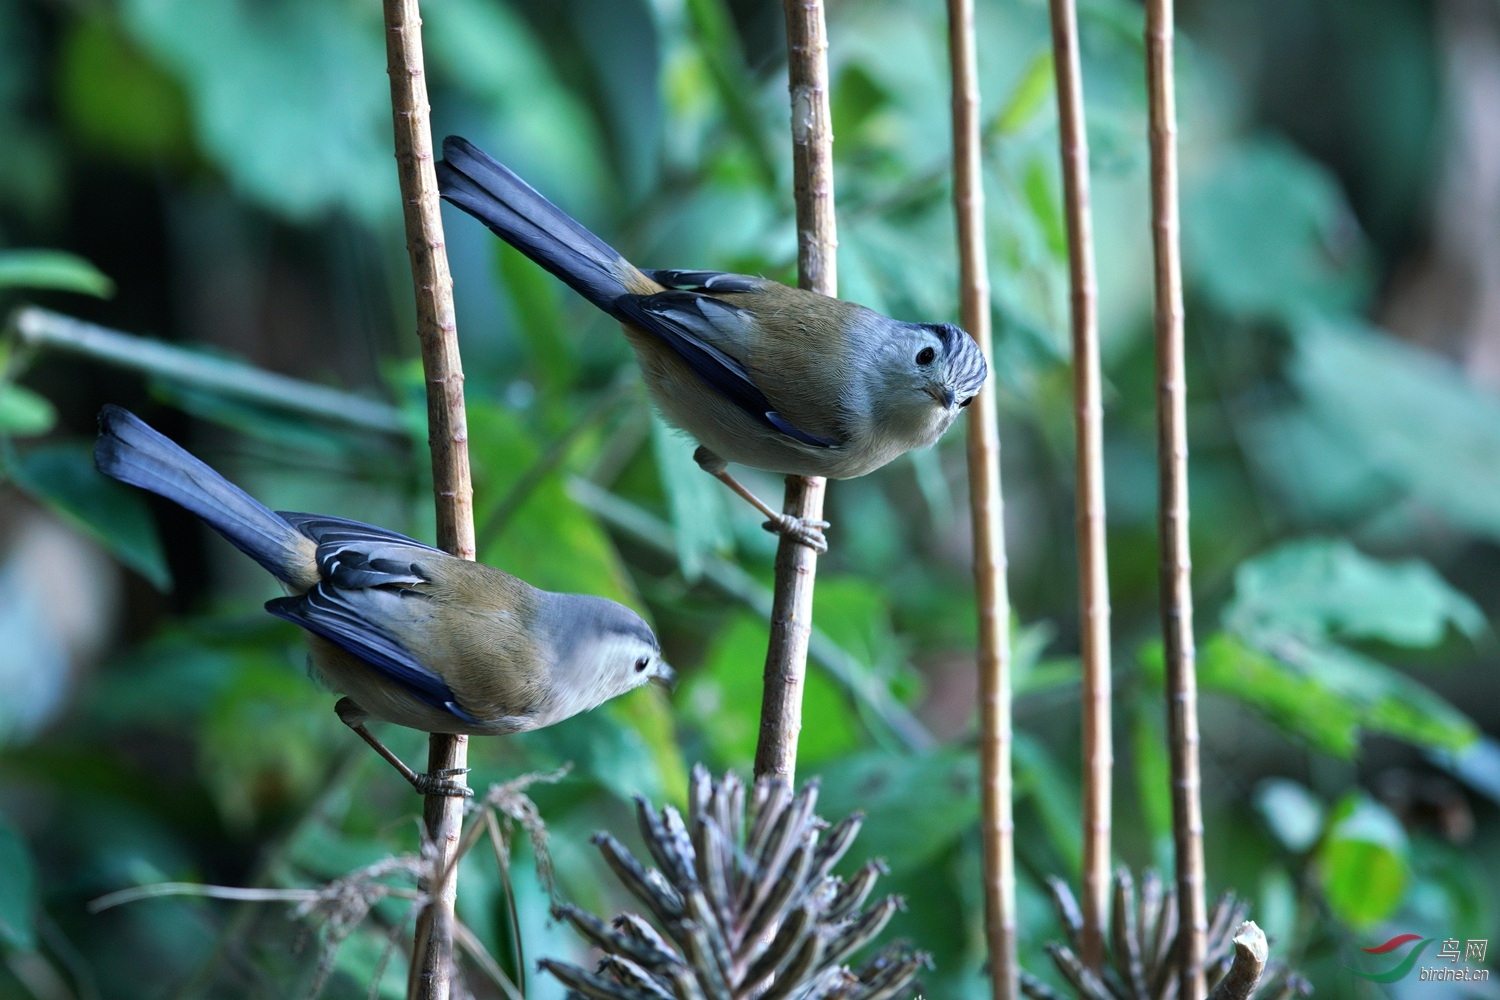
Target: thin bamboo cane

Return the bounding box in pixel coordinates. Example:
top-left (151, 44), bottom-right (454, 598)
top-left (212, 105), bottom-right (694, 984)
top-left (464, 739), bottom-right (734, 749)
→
top-left (946, 1), bottom-right (1016, 997)
top-left (1047, 0), bottom-right (1112, 971)
top-left (1143, 0), bottom-right (1206, 997)
top-left (381, 2), bottom-right (475, 997)
top-left (753, 0), bottom-right (837, 782)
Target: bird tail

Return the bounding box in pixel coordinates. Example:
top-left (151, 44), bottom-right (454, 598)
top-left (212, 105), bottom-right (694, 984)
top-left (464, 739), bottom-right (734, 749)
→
top-left (437, 135), bottom-right (644, 312)
top-left (94, 405), bottom-right (310, 586)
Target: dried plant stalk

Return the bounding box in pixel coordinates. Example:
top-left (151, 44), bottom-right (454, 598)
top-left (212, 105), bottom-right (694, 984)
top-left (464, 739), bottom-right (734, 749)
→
top-left (945, 1), bottom-right (1016, 998)
top-left (1045, 0), bottom-right (1112, 972)
top-left (1143, 0), bottom-right (1206, 997)
top-left (381, 1), bottom-right (475, 997)
top-left (755, 0), bottom-right (838, 782)
top-left (1023, 872), bottom-right (1308, 1000)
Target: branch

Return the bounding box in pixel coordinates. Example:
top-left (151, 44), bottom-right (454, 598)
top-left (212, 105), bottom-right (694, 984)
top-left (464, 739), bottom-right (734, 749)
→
top-left (8, 307), bottom-right (406, 435)
top-left (1047, 0), bottom-right (1112, 972)
top-left (1206, 923), bottom-right (1267, 1000)
top-left (946, 1), bottom-right (1016, 999)
top-left (380, 1), bottom-right (474, 998)
top-left (1144, 0), bottom-right (1206, 997)
top-left (755, 0), bottom-right (838, 782)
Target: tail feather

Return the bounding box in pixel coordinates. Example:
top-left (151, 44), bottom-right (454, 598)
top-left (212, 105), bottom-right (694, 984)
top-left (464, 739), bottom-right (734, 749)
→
top-left (437, 136), bottom-right (636, 312)
top-left (94, 406), bottom-right (312, 587)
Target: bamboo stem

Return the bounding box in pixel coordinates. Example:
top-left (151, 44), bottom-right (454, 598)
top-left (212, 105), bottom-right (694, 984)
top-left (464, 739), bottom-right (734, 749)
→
top-left (381, 2), bottom-right (474, 998)
top-left (753, 0), bottom-right (837, 783)
top-left (1144, 1), bottom-right (1206, 997)
top-left (1047, 0), bottom-right (1112, 971)
top-left (946, 1), bottom-right (1016, 998)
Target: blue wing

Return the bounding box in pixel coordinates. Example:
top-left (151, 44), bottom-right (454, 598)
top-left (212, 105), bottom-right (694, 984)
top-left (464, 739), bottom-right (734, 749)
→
top-left (614, 291), bottom-right (839, 449)
top-left (268, 514), bottom-right (480, 725)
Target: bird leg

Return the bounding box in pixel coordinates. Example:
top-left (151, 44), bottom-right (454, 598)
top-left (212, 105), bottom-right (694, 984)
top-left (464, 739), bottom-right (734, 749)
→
top-left (693, 446), bottom-right (829, 553)
top-left (334, 697), bottom-right (474, 798)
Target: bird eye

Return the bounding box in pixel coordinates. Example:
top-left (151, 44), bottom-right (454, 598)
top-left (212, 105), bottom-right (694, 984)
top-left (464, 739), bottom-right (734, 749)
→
top-left (635, 655), bottom-right (651, 673)
top-left (959, 396), bottom-right (973, 408)
top-left (916, 346), bottom-right (936, 366)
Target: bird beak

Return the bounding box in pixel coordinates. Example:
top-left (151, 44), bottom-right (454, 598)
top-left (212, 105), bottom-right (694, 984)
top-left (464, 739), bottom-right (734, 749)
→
top-left (651, 662), bottom-right (678, 692)
top-left (941, 386), bottom-right (956, 409)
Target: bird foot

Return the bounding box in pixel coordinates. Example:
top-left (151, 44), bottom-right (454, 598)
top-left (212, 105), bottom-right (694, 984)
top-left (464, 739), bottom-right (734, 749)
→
top-left (762, 514), bottom-right (830, 554)
top-left (412, 767), bottom-right (474, 798)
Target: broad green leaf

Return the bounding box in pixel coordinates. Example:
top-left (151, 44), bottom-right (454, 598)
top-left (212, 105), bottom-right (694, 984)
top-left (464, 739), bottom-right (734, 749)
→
top-left (122, 0), bottom-right (391, 222)
top-left (497, 242), bottom-right (575, 395)
top-left (0, 815), bottom-right (36, 949)
top-left (424, 0), bottom-right (609, 212)
top-left (1226, 538), bottom-right (1486, 647)
top-left (1014, 734), bottom-right (1081, 877)
top-left (1254, 779), bottom-right (1325, 853)
top-left (1316, 795), bottom-right (1408, 928)
top-left (1292, 317), bottom-right (1500, 542)
top-left (59, 15), bottom-right (192, 167)
top-left (991, 49), bottom-right (1054, 137)
top-left (8, 443), bottom-right (171, 590)
top-left (649, 415), bottom-right (729, 582)
top-left (682, 614), bottom-right (859, 771)
top-left (468, 402), bottom-right (637, 605)
top-left (0, 249), bottom-right (114, 297)
top-left (1129, 693), bottom-right (1173, 848)
top-left (1192, 633), bottom-right (1476, 756)
top-left (1184, 139), bottom-right (1372, 320)
top-left (815, 749), bottom-right (979, 872)
top-left (509, 703), bottom-right (665, 802)
top-left (0, 383), bottom-right (57, 437)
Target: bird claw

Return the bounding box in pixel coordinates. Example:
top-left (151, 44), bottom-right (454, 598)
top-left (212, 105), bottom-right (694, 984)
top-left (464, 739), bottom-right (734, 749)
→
top-left (762, 514), bottom-right (830, 554)
top-left (412, 768), bottom-right (474, 798)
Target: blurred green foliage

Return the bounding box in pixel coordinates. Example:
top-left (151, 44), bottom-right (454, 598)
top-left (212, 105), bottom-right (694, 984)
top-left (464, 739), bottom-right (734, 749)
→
top-left (0, 0), bottom-right (1497, 997)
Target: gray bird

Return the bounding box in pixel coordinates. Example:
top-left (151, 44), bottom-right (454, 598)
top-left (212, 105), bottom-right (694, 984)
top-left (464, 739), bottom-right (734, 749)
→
top-left (437, 136), bottom-right (988, 552)
top-left (95, 405), bottom-right (674, 795)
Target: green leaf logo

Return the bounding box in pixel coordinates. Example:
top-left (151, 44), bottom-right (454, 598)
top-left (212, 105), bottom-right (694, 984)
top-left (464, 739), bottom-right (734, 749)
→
top-left (1348, 935), bottom-right (1434, 983)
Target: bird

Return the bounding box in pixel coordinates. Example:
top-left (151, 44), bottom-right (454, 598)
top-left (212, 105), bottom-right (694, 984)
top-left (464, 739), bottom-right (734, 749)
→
top-left (436, 136), bottom-right (989, 553)
top-left (94, 405), bottom-right (674, 796)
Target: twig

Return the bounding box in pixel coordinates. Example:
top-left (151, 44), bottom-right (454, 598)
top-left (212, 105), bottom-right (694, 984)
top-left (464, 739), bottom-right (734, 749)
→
top-left (1144, 0), bottom-right (1206, 997)
top-left (380, 1), bottom-right (475, 997)
top-left (567, 478), bottom-right (935, 751)
top-left (1206, 923), bottom-right (1267, 1000)
top-left (946, 1), bottom-right (1016, 998)
top-left (1046, 0), bottom-right (1112, 971)
top-left (7, 307), bottom-right (407, 435)
top-left (755, 0), bottom-right (838, 782)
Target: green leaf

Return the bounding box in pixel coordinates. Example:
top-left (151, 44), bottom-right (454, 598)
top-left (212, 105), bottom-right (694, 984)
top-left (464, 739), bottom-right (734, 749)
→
top-left (1316, 795), bottom-right (1408, 928)
top-left (991, 49), bottom-right (1054, 137)
top-left (1193, 634), bottom-right (1361, 757)
top-left (1193, 632), bottom-right (1476, 756)
top-left (0, 814), bottom-right (36, 949)
top-left (496, 242), bottom-right (574, 395)
top-left (1254, 778), bottom-right (1325, 853)
top-left (1225, 537), bottom-right (1486, 647)
top-left (815, 749), bottom-right (979, 872)
top-left (59, 14), bottom-right (193, 168)
top-left (1184, 138), bottom-right (1372, 320)
top-left (0, 384), bottom-right (57, 437)
top-left (649, 415), bottom-right (729, 582)
top-left (8, 443), bottom-right (171, 590)
top-left (682, 614), bottom-right (859, 771)
top-left (468, 403), bottom-right (637, 604)
top-left (1291, 316), bottom-right (1500, 542)
top-left (122, 0), bottom-right (391, 222)
top-left (0, 249), bottom-right (115, 297)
